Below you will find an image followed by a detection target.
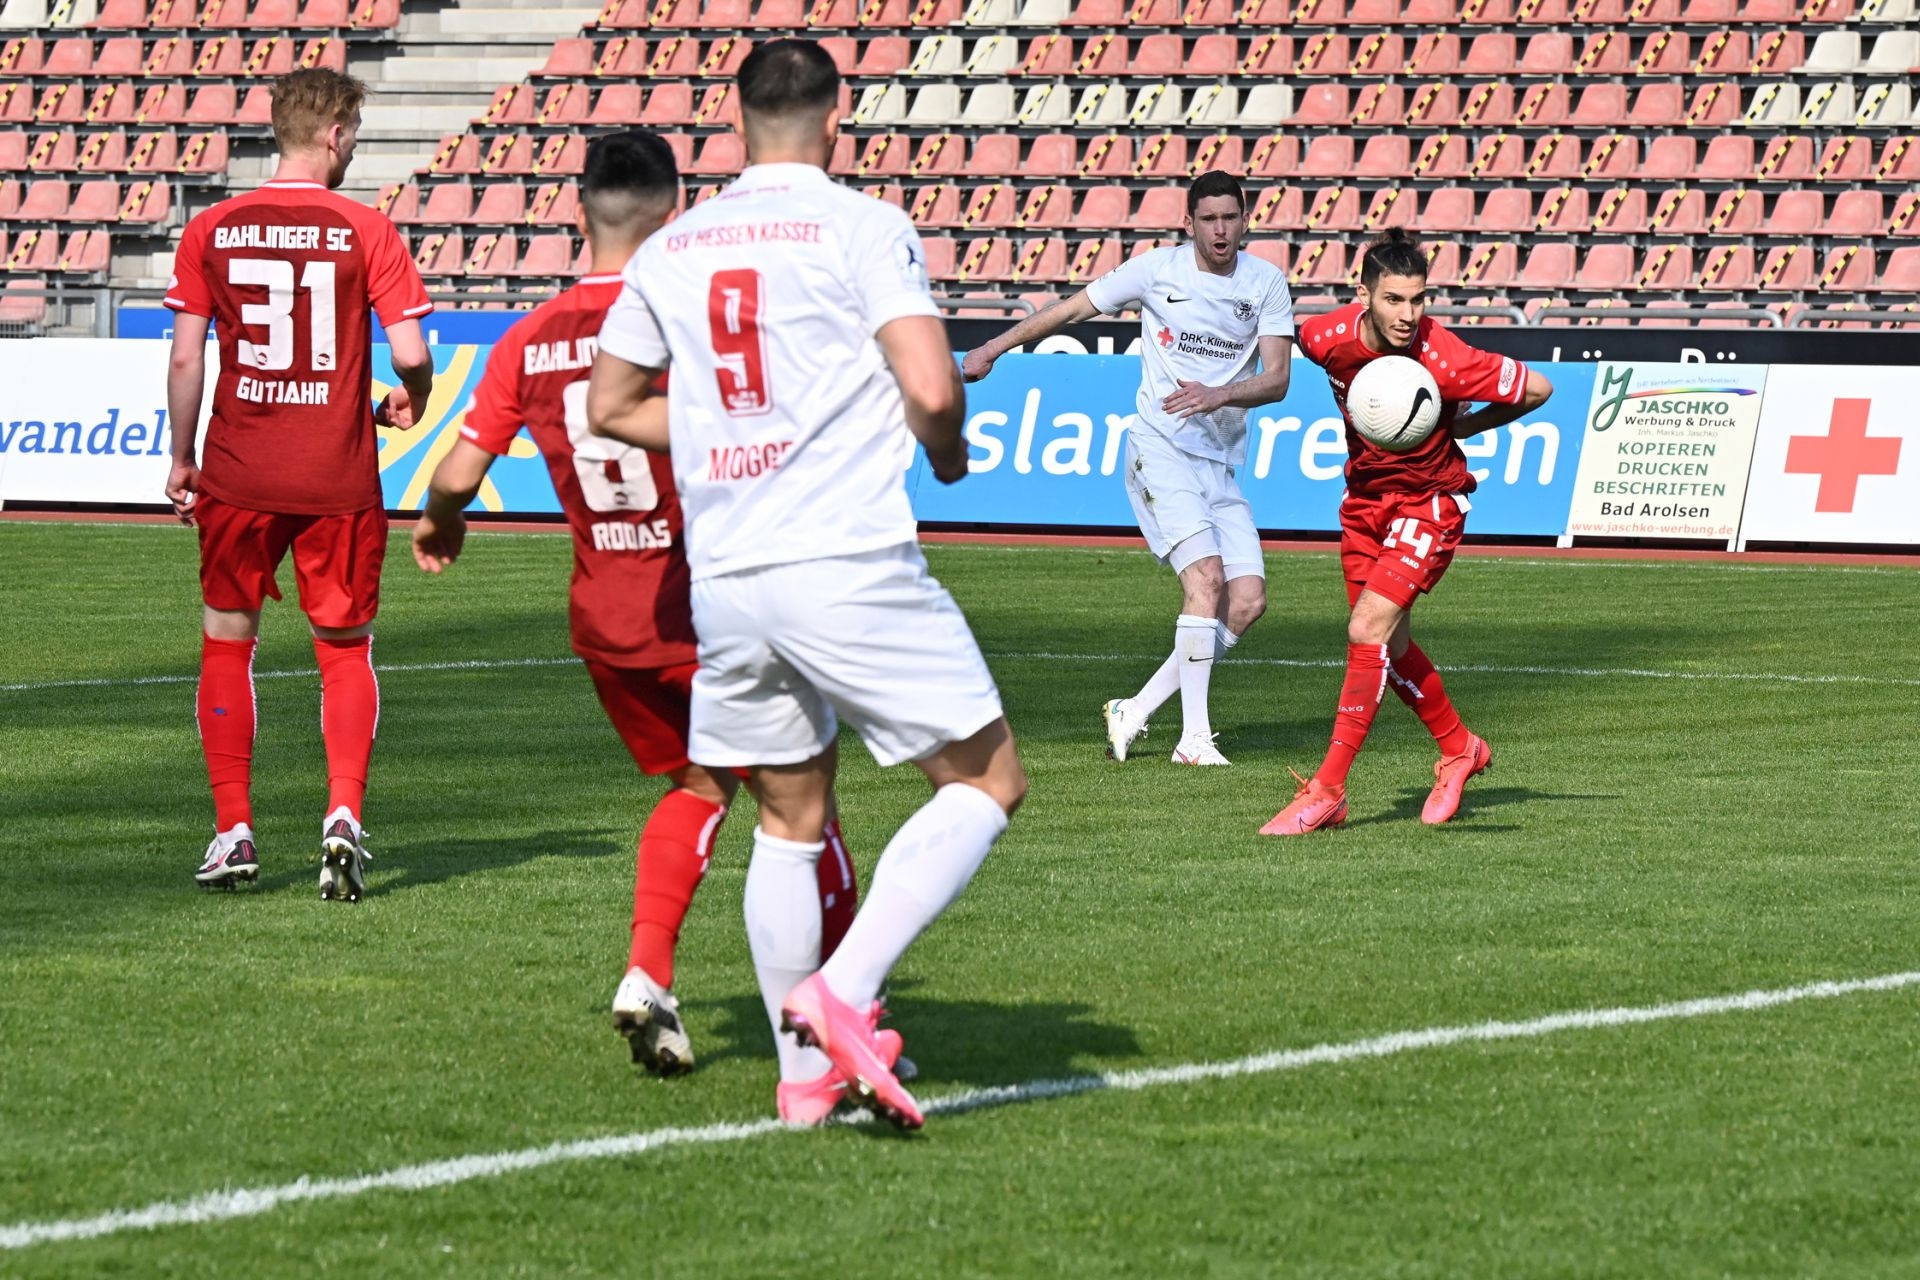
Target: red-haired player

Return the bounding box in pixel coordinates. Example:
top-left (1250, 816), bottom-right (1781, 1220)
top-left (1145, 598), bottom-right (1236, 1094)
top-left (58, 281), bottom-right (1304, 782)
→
top-left (1262, 229), bottom-right (1554, 835)
top-left (411, 131), bottom-right (864, 1079)
top-left (165, 69), bottom-right (437, 899)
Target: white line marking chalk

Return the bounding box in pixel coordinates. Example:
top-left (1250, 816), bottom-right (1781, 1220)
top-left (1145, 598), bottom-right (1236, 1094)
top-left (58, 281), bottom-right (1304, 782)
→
top-left (5, 651), bottom-right (1917, 695)
top-left (4, 969), bottom-right (1916, 1252)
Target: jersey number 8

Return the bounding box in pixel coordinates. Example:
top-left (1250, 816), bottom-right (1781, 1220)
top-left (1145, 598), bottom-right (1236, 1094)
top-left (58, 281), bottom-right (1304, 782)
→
top-left (562, 380), bottom-right (660, 514)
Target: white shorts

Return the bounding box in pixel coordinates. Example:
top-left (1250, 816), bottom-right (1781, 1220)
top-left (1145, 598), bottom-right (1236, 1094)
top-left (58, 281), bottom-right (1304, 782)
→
top-left (688, 543), bottom-right (1005, 769)
top-left (1122, 430), bottom-right (1265, 581)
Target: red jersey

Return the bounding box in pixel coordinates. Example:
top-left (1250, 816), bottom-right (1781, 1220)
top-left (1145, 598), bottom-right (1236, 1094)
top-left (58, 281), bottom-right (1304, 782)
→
top-left (165, 179), bottom-right (432, 515)
top-left (461, 276), bottom-right (696, 669)
top-left (1297, 304), bottom-right (1529, 498)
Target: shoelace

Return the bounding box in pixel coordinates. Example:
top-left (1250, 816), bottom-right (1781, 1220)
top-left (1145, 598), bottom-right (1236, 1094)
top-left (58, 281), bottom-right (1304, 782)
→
top-left (1286, 766), bottom-right (1313, 797)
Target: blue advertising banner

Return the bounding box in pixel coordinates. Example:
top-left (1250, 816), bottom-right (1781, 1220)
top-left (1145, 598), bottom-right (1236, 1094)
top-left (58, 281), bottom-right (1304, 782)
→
top-left (908, 354), bottom-right (1598, 537)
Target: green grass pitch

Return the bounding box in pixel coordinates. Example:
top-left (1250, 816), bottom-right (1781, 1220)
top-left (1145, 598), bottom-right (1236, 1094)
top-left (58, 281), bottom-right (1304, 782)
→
top-left (2, 520), bottom-right (1918, 1277)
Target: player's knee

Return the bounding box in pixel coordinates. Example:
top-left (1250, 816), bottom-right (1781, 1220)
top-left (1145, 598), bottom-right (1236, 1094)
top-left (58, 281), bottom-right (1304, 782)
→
top-left (993, 756), bottom-right (1029, 815)
top-left (1229, 589), bottom-right (1266, 632)
top-left (1347, 612), bottom-right (1395, 647)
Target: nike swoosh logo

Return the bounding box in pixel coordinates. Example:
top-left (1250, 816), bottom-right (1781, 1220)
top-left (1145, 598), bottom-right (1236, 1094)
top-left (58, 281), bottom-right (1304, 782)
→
top-left (1399, 386), bottom-right (1434, 436)
top-left (1186, 655), bottom-right (1214, 663)
top-left (1165, 293), bottom-right (1190, 304)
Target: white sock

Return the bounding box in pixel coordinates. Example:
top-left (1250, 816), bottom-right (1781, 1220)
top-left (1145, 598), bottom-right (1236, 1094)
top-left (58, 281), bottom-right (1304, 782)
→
top-left (1130, 651), bottom-right (1181, 719)
top-left (1175, 614), bottom-right (1216, 741)
top-left (743, 826), bottom-right (833, 1083)
top-left (1214, 619), bottom-right (1240, 657)
top-left (819, 784), bottom-right (1010, 1009)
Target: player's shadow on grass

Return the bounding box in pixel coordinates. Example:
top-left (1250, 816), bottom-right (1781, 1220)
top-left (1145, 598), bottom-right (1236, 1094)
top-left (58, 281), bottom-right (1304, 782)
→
top-left (254, 828), bottom-right (626, 896)
top-left (694, 984), bottom-right (1142, 1090)
top-left (1341, 784), bottom-right (1622, 831)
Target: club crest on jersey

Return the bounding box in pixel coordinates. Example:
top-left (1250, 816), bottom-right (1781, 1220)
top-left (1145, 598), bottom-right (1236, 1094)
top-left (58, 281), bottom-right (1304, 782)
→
top-left (1234, 299), bottom-right (1254, 322)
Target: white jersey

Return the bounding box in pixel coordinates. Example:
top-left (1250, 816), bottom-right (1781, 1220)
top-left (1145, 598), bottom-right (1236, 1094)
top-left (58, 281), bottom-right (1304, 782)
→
top-left (597, 162), bottom-right (942, 581)
top-left (1084, 244), bottom-right (1295, 467)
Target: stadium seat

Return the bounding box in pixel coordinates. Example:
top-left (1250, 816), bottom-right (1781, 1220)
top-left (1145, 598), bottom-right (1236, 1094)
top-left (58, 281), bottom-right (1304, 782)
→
top-left (1525, 133), bottom-right (1584, 179)
top-left (1636, 135), bottom-right (1696, 181)
top-left (1799, 82), bottom-right (1855, 128)
top-left (1361, 186), bottom-right (1415, 230)
top-left (14, 176), bottom-right (68, 218)
top-left (1589, 185), bottom-right (1650, 233)
top-left (1461, 32), bottom-right (1514, 73)
top-left (1423, 239), bottom-right (1461, 286)
top-left (853, 131), bottom-right (909, 176)
top-left (1517, 243), bottom-right (1575, 290)
top-left (1515, 83), bottom-right (1570, 127)
top-left (1750, 28), bottom-right (1805, 72)
top-left (472, 183), bottom-right (525, 226)
top-left (1629, 84), bottom-right (1687, 129)
top-left (1354, 134), bottom-right (1408, 177)
top-left (1470, 133), bottom-right (1525, 179)
top-left (67, 177), bottom-right (116, 220)
top-left (968, 131), bottom-right (1018, 173)
top-left (1891, 193), bottom-right (1920, 236)
top-left (1535, 184), bottom-right (1588, 232)
top-left (1077, 132), bottom-right (1130, 176)
top-left (1516, 32), bottom-right (1572, 74)
top-left (1583, 133), bottom-right (1638, 180)
top-left (1289, 240), bottom-right (1348, 288)
top-left (1817, 243), bottom-right (1873, 291)
top-left (1697, 134), bottom-right (1756, 180)
top-left (1297, 133), bottom-right (1353, 179)
top-left (910, 182), bottom-right (960, 226)
top-left (1406, 31), bottom-right (1459, 75)
top-left (126, 130), bottom-right (179, 172)
top-left (1875, 136), bottom-right (1919, 183)
top-left (1460, 241), bottom-right (1517, 288)
top-left (957, 236), bottom-right (1011, 281)
top-left (1799, 30), bottom-right (1861, 73)
top-left (1814, 136), bottom-right (1871, 182)
top-left (1823, 188), bottom-right (1883, 235)
top-left (465, 232), bottom-right (516, 277)
top-left (1304, 184), bottom-right (1361, 232)
top-left (1741, 82), bottom-right (1799, 127)
top-left (1636, 243), bottom-right (1693, 289)
top-left (1131, 132), bottom-right (1185, 178)
top-left (1705, 187), bottom-right (1761, 236)
top-left (1066, 235), bottom-right (1119, 282)
top-left (1246, 133), bottom-right (1300, 178)
top-left (1402, 81), bottom-right (1458, 127)
top-left (1756, 244), bottom-right (1815, 290)
top-left (1129, 186), bottom-right (1187, 231)
top-left (1347, 83), bottom-right (1404, 127)
top-left (1693, 28), bottom-right (1748, 75)
top-left (1870, 247), bottom-right (1920, 293)
top-left (1460, 82), bottom-right (1515, 127)
top-left (1479, 187), bottom-right (1535, 236)
top-left (1572, 243), bottom-right (1633, 289)
top-left (1419, 186), bottom-right (1475, 232)
top-left (1352, 32), bottom-right (1409, 75)
top-left (412, 231), bottom-right (463, 277)
top-left (1016, 181), bottom-right (1071, 228)
top-left (1863, 30), bottom-right (1920, 72)
top-left (1569, 83), bottom-right (1628, 127)
top-left (1248, 185), bottom-right (1302, 231)
top-left (420, 181), bottom-right (474, 223)
top-left (1636, 29), bottom-right (1691, 75)
top-left (537, 85), bottom-right (589, 127)
top-left (1412, 133), bottom-right (1469, 178)
top-left (1653, 187), bottom-right (1706, 234)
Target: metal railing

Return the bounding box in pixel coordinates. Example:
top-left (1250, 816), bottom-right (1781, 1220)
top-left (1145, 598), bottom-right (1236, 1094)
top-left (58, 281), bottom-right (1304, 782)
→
top-left (1533, 305), bottom-right (1785, 329)
top-left (1787, 307), bottom-right (1920, 330)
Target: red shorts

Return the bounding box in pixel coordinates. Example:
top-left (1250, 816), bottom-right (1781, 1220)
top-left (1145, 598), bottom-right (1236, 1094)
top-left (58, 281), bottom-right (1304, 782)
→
top-left (1340, 490), bottom-right (1471, 610)
top-left (585, 659), bottom-right (699, 776)
top-left (197, 494), bottom-right (387, 629)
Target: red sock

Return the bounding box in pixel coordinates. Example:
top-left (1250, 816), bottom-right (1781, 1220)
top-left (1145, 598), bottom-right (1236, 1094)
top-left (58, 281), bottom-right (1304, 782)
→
top-left (1387, 642), bottom-right (1472, 757)
top-left (1314, 642), bottom-right (1390, 789)
top-left (818, 818), bottom-right (861, 962)
top-left (628, 788), bottom-right (726, 985)
top-left (197, 635), bottom-right (257, 830)
top-left (314, 635), bottom-right (379, 819)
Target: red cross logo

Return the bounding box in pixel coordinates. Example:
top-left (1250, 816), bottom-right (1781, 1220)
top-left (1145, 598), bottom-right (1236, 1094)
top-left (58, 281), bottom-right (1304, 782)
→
top-left (1156, 326), bottom-right (1174, 348)
top-left (1784, 399), bottom-right (1901, 513)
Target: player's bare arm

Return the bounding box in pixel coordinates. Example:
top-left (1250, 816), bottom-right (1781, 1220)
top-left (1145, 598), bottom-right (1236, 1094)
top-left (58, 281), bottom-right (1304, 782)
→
top-left (412, 438), bottom-right (494, 573)
top-left (164, 313), bottom-right (211, 526)
top-left (877, 313), bottom-right (968, 483)
top-left (1451, 368), bottom-right (1555, 440)
top-left (585, 351), bottom-right (669, 451)
top-left (1162, 334), bottom-right (1295, 419)
top-left (375, 319), bottom-right (436, 429)
top-left (959, 290), bottom-right (1098, 384)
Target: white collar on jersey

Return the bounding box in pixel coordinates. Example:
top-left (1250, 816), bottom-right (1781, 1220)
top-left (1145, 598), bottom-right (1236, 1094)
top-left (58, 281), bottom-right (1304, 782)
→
top-left (578, 273), bottom-right (623, 285)
top-left (731, 161), bottom-right (832, 189)
top-left (260, 180), bottom-right (327, 189)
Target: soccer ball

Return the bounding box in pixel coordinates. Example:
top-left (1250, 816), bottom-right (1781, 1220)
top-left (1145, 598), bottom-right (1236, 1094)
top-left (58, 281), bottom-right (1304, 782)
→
top-left (1346, 355), bottom-right (1442, 453)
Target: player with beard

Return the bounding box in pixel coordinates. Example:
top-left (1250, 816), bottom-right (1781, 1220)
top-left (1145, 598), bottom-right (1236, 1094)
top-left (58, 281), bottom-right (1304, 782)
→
top-left (1261, 229), bottom-right (1553, 836)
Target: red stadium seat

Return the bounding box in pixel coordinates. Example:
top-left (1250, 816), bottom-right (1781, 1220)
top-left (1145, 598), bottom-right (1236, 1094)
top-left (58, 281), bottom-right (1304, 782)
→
top-left (1132, 133), bottom-right (1186, 178)
top-left (1247, 133), bottom-right (1300, 178)
top-left (1460, 31), bottom-right (1514, 73)
top-left (1875, 137), bottom-right (1919, 184)
top-left (1460, 82), bottom-right (1515, 126)
top-left (480, 85), bottom-right (536, 127)
top-left (2, 38), bottom-right (49, 76)
top-left (92, 0), bottom-right (148, 25)
top-left (237, 85), bottom-right (272, 125)
top-left (1574, 243), bottom-right (1634, 289)
top-left (1420, 187), bottom-right (1475, 232)
top-left (27, 130), bottom-right (76, 171)
top-left (961, 181), bottom-right (1020, 229)
top-left (1402, 81), bottom-right (1458, 127)
top-left (1692, 28), bottom-right (1748, 75)
top-left (1023, 131), bottom-right (1075, 177)
top-left (1517, 243), bottom-right (1575, 290)
top-left (1412, 133), bottom-right (1469, 178)
top-left (176, 131), bottom-right (227, 174)
top-left (1400, 0), bottom-right (1456, 20)
top-left (1293, 32), bottom-right (1349, 76)
top-left (1696, 134), bottom-right (1755, 181)
top-left (1756, 135), bottom-right (1813, 183)
top-left (420, 181), bottom-right (474, 223)
top-left (1297, 133), bottom-right (1353, 179)
top-left (1463, 0), bottom-right (1515, 21)
top-left (1635, 29), bottom-right (1691, 75)
top-left (1424, 240), bottom-right (1461, 286)
top-left (1698, 244), bottom-right (1756, 291)
top-left (36, 85), bottom-right (85, 126)
top-left (1583, 133), bottom-right (1638, 180)
top-left (1405, 31), bottom-right (1459, 74)
top-left (1569, 83), bottom-right (1628, 126)
top-left (1239, 33), bottom-right (1293, 75)
top-left (42, 37), bottom-right (90, 76)
top-left (537, 84), bottom-right (590, 126)
top-left (1516, 32), bottom-right (1572, 75)
top-left (1761, 188), bottom-right (1823, 236)
top-left (1628, 84), bottom-right (1686, 128)
top-left (1287, 83), bottom-right (1348, 125)
top-left (528, 181), bottom-right (578, 226)
top-left (1573, 30), bottom-right (1629, 74)
top-left (1535, 184), bottom-right (1588, 232)
top-left (1016, 182), bottom-right (1072, 228)
top-left (1130, 186), bottom-right (1187, 230)
top-left (1355, 134), bottom-right (1409, 177)
top-left (1077, 133), bottom-right (1131, 178)
top-left (511, 232), bottom-right (574, 277)
top-left (1516, 83), bottom-right (1570, 127)
top-left (853, 131), bottom-right (909, 176)
top-left (1128, 34), bottom-right (1183, 75)
top-left (1756, 244), bottom-right (1815, 290)
top-left (1748, 27), bottom-right (1803, 72)
top-left (1186, 35), bottom-right (1237, 75)
top-left (1469, 133), bottom-right (1525, 179)
top-left (1072, 184), bottom-right (1128, 229)
top-left (379, 183), bottom-right (421, 223)
top-left (585, 84), bottom-right (643, 125)
top-left (1814, 136), bottom-right (1870, 183)
top-left (1589, 186), bottom-right (1650, 233)
top-left (60, 228), bottom-right (110, 274)
top-left (1304, 184), bottom-right (1361, 231)
top-left (1637, 136), bottom-right (1696, 182)
top-left (481, 134), bottom-right (533, 175)
top-left (1636, 243), bottom-right (1693, 289)
top-left (1187, 134), bottom-right (1241, 177)
top-left (77, 130), bottom-right (126, 172)
top-left (1348, 83), bottom-right (1404, 127)
top-left (184, 84), bottom-right (237, 126)
top-left (1817, 244), bottom-right (1872, 292)
top-left (1245, 239), bottom-right (1289, 275)
top-left (968, 132), bottom-right (1018, 174)
top-left (472, 183), bottom-right (526, 226)
top-left (1460, 241), bottom-right (1518, 288)
top-left (297, 0), bottom-right (350, 24)
top-left (1653, 188), bottom-right (1706, 234)
top-left (0, 86), bottom-right (33, 126)
top-left (427, 137), bottom-right (481, 178)
top-left (1479, 187), bottom-right (1533, 233)
top-left (120, 179), bottom-right (170, 223)
top-left (1010, 236), bottom-right (1069, 285)
top-left (1248, 185), bottom-right (1303, 231)
top-left (638, 82), bottom-right (693, 125)
top-left (906, 131), bottom-right (962, 176)
top-left (910, 182), bottom-right (961, 226)
top-left (68, 178), bottom-right (118, 221)
top-left (1361, 186), bottom-right (1415, 230)
top-left (957, 236), bottom-right (1012, 282)
top-left (127, 131), bottom-right (180, 174)
top-left (1524, 133), bottom-right (1583, 179)
top-left (1870, 246), bottom-right (1920, 293)
top-left (412, 231), bottom-right (463, 277)
top-left (1350, 31), bottom-right (1405, 75)
top-left (1706, 187), bottom-right (1761, 236)
top-left (1289, 240), bottom-right (1348, 288)
top-left (1824, 189), bottom-right (1882, 236)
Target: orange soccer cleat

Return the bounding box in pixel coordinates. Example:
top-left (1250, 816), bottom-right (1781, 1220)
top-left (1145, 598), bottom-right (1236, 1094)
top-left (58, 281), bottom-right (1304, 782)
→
top-left (1259, 771), bottom-right (1348, 836)
top-left (1422, 734), bottom-right (1492, 825)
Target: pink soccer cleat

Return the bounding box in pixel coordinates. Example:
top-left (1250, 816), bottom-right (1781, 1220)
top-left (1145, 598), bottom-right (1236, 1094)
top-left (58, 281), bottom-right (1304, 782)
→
top-left (781, 974), bottom-right (923, 1129)
top-left (777, 1010), bottom-right (907, 1126)
top-left (1422, 734), bottom-right (1492, 825)
top-left (1259, 771), bottom-right (1348, 836)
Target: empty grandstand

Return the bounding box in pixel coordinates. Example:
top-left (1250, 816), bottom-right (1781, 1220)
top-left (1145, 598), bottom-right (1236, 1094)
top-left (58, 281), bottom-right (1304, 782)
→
top-left (0, 0), bottom-right (1914, 331)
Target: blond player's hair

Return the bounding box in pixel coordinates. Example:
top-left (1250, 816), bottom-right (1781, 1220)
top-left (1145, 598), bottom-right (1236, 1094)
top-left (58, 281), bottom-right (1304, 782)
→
top-left (269, 68), bottom-right (366, 152)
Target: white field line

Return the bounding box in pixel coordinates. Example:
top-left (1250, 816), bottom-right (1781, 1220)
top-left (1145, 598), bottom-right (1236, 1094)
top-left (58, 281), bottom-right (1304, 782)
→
top-left (6, 650), bottom-right (1919, 696)
top-left (4, 968), bottom-right (1917, 1252)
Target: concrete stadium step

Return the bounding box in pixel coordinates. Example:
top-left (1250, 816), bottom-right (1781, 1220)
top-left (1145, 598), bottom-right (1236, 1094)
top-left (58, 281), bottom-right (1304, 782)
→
top-left (412, 8), bottom-right (595, 35)
top-left (359, 102), bottom-right (482, 137)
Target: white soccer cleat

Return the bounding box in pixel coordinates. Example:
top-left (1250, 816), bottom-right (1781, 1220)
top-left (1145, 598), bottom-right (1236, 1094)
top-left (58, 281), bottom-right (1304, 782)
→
top-left (612, 966), bottom-right (695, 1076)
top-left (1171, 732), bottom-right (1231, 766)
top-left (1102, 698), bottom-right (1149, 761)
top-left (318, 806), bottom-right (371, 903)
top-left (195, 824), bottom-right (259, 890)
